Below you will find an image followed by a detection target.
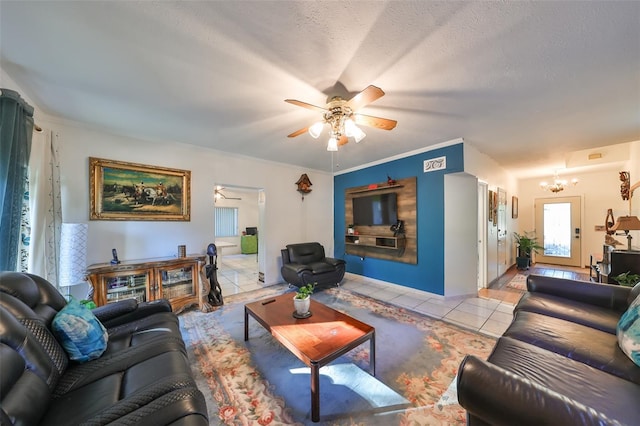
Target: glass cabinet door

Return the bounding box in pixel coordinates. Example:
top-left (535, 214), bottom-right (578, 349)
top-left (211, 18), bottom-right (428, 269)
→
top-left (159, 265), bottom-right (195, 300)
top-left (105, 271), bottom-right (149, 304)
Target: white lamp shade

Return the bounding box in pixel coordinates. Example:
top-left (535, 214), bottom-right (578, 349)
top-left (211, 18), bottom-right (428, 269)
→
top-left (308, 121), bottom-right (324, 139)
top-left (344, 119), bottom-right (357, 137)
top-left (327, 136), bottom-right (338, 151)
top-left (353, 126), bottom-right (366, 143)
top-left (59, 223), bottom-right (88, 287)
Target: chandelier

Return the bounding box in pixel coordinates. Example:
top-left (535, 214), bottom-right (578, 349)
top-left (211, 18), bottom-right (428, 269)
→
top-left (307, 98), bottom-right (367, 151)
top-left (540, 171), bottom-right (579, 193)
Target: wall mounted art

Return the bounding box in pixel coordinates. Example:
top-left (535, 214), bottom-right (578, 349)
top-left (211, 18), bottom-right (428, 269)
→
top-left (90, 157), bottom-right (190, 221)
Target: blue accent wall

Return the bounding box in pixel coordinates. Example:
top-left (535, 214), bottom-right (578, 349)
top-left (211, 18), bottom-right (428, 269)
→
top-left (334, 143), bottom-right (464, 295)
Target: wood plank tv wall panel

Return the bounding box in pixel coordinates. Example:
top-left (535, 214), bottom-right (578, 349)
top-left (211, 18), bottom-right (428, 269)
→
top-left (344, 176), bottom-right (417, 264)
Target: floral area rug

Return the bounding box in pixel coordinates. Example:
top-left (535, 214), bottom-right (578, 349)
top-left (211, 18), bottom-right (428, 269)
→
top-left (179, 285), bottom-right (496, 425)
top-left (506, 274), bottom-right (527, 291)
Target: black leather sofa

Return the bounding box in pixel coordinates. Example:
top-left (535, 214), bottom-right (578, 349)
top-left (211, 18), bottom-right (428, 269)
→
top-left (281, 242), bottom-right (346, 288)
top-left (0, 272), bottom-right (208, 426)
top-left (457, 274), bottom-right (640, 425)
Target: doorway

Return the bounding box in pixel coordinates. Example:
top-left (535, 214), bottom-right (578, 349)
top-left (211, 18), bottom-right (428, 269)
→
top-left (213, 185), bottom-right (265, 289)
top-left (534, 196), bottom-right (582, 267)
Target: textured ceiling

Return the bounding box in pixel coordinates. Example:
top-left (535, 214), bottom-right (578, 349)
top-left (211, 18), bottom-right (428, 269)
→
top-left (1, 1), bottom-right (638, 175)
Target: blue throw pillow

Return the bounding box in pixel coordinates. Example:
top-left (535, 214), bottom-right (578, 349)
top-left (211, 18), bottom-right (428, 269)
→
top-left (617, 293), bottom-right (640, 367)
top-left (52, 298), bottom-right (108, 363)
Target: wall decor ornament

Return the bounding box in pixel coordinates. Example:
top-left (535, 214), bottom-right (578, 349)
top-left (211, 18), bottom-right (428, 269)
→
top-left (423, 156), bottom-right (446, 173)
top-left (90, 157), bottom-right (190, 221)
top-left (295, 173), bottom-right (312, 201)
top-left (512, 196), bottom-right (518, 219)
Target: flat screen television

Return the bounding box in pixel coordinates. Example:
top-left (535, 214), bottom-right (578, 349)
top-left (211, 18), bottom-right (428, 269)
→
top-left (352, 193), bottom-right (398, 226)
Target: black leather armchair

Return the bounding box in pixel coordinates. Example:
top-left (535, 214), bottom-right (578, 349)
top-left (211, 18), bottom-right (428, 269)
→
top-left (281, 242), bottom-right (346, 288)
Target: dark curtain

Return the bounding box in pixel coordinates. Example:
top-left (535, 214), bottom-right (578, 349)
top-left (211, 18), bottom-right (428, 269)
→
top-left (0, 89), bottom-right (34, 271)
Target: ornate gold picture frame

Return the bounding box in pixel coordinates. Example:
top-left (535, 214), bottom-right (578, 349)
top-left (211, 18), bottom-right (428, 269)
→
top-left (90, 157), bottom-right (190, 221)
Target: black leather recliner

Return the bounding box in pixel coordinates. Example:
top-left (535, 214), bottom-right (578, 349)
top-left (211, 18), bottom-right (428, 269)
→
top-left (281, 242), bottom-right (346, 288)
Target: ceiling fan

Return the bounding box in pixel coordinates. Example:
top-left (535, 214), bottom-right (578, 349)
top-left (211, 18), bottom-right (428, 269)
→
top-left (214, 187), bottom-right (242, 201)
top-left (285, 85), bottom-right (397, 151)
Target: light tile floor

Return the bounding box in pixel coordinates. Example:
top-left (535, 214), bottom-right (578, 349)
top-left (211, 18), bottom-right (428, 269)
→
top-left (216, 253), bottom-right (263, 295)
top-left (217, 254), bottom-right (517, 338)
top-left (338, 274), bottom-right (516, 337)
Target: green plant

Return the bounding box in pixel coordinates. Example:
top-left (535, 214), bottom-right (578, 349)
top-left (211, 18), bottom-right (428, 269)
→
top-left (513, 231), bottom-right (544, 258)
top-left (295, 283), bottom-right (316, 299)
top-left (613, 271), bottom-right (640, 287)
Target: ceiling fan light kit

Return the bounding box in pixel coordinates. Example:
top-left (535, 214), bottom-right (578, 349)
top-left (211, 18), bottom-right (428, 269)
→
top-left (286, 85), bottom-right (396, 152)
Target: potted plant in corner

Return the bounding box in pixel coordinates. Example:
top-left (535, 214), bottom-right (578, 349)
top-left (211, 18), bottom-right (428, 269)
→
top-left (293, 283), bottom-right (315, 317)
top-left (514, 231), bottom-right (543, 270)
top-left (613, 271), bottom-right (640, 287)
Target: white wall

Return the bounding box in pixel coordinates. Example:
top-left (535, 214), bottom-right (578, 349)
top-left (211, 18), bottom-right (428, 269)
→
top-left (518, 165), bottom-right (636, 266)
top-left (464, 143), bottom-right (519, 281)
top-left (3, 59), bottom-right (335, 290)
top-left (444, 173), bottom-right (479, 297)
top-left (44, 122), bottom-right (334, 287)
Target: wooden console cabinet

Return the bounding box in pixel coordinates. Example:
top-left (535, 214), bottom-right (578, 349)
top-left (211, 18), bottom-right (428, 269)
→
top-left (86, 255), bottom-right (208, 314)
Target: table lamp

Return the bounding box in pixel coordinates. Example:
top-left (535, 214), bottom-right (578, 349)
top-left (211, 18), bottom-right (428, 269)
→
top-left (610, 215), bottom-right (640, 251)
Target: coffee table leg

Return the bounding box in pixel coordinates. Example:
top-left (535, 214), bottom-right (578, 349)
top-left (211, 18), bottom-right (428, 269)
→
top-left (311, 362), bottom-right (320, 422)
top-left (370, 331), bottom-right (376, 376)
top-left (244, 307), bottom-right (249, 341)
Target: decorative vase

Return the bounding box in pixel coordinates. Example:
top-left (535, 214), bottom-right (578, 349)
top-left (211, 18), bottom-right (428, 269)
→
top-left (293, 295), bottom-right (310, 315)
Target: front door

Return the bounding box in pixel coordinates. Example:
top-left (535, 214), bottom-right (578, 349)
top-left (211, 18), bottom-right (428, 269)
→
top-left (534, 196), bottom-right (581, 267)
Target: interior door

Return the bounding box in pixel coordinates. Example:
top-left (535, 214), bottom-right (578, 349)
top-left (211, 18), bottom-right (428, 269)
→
top-left (534, 196), bottom-right (581, 267)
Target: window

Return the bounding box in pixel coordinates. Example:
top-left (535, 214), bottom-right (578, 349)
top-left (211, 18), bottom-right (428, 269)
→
top-left (215, 207), bottom-right (238, 237)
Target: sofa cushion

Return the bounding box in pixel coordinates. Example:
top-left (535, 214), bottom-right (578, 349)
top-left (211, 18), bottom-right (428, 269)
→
top-left (52, 298), bottom-right (108, 363)
top-left (486, 337), bottom-right (640, 426)
top-left (617, 293), bottom-right (640, 367)
top-left (505, 310), bottom-right (640, 383)
top-left (515, 291), bottom-right (622, 334)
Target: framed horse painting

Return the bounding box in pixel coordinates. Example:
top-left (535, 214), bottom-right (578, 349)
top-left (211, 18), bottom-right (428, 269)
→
top-left (89, 157), bottom-right (190, 221)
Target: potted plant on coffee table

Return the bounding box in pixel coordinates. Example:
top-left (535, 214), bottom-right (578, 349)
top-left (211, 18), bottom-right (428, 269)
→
top-left (293, 283), bottom-right (315, 317)
top-left (514, 231), bottom-right (543, 270)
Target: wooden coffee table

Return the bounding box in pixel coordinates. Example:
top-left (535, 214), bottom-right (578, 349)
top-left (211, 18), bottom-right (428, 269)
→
top-left (244, 293), bottom-right (375, 422)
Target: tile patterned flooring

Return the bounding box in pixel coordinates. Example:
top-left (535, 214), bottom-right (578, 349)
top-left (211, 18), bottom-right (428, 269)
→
top-left (217, 254), bottom-right (590, 338)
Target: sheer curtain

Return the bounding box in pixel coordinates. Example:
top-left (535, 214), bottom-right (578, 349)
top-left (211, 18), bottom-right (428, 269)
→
top-left (28, 130), bottom-right (63, 286)
top-left (0, 88), bottom-right (34, 271)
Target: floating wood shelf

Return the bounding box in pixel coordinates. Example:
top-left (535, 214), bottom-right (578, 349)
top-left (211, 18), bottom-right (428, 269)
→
top-left (349, 184), bottom-right (404, 194)
top-left (345, 234), bottom-right (404, 250)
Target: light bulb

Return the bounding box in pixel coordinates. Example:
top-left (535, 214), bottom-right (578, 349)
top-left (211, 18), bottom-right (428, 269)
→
top-left (308, 121), bottom-right (324, 139)
top-left (327, 136), bottom-right (338, 151)
top-left (353, 126), bottom-right (366, 143)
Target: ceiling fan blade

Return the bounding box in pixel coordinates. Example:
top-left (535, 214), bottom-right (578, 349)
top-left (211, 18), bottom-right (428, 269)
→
top-left (353, 113), bottom-right (397, 131)
top-left (284, 99), bottom-right (327, 113)
top-left (338, 135), bottom-right (349, 146)
top-left (287, 127), bottom-right (309, 138)
top-left (346, 85), bottom-right (385, 111)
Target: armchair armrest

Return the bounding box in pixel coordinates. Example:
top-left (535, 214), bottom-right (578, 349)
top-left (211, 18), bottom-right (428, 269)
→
top-left (94, 299), bottom-right (172, 329)
top-left (324, 257), bottom-right (346, 267)
top-left (282, 262), bottom-right (312, 275)
top-left (526, 275), bottom-right (631, 311)
top-left (457, 355), bottom-right (619, 426)
top-left (92, 299), bottom-right (138, 323)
